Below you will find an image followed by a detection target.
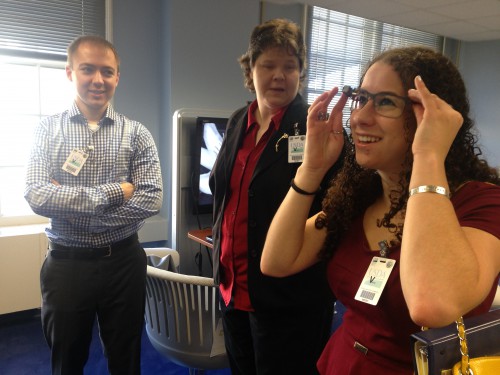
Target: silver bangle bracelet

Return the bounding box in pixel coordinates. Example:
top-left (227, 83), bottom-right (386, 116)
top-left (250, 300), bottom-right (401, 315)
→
top-left (409, 185), bottom-right (450, 198)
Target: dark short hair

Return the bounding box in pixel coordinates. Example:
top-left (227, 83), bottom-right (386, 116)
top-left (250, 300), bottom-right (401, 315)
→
top-left (238, 18), bottom-right (307, 92)
top-left (67, 35), bottom-right (120, 72)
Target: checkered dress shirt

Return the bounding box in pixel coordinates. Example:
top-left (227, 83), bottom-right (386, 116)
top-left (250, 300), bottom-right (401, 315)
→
top-left (25, 103), bottom-right (163, 247)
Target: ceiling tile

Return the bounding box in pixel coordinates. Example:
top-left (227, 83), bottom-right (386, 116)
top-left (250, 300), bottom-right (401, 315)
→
top-left (269, 0), bottom-right (500, 41)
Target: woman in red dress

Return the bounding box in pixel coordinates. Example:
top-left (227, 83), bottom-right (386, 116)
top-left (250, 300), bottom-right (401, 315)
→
top-left (261, 46), bottom-right (500, 374)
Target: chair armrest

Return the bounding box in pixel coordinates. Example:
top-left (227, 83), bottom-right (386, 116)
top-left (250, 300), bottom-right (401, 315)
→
top-left (146, 265), bottom-right (216, 287)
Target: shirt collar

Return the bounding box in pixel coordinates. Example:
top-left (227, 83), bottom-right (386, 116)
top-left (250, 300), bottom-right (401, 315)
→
top-left (68, 102), bottom-right (117, 125)
top-left (246, 100), bottom-right (288, 132)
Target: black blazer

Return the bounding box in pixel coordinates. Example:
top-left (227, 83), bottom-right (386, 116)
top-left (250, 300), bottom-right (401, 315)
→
top-left (209, 94), bottom-right (340, 312)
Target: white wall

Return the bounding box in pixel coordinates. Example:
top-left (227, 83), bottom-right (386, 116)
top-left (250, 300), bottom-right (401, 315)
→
top-left (0, 229), bottom-right (47, 314)
top-left (168, 1), bottom-right (258, 112)
top-left (459, 40), bottom-right (500, 168)
top-left (113, 1), bottom-right (261, 258)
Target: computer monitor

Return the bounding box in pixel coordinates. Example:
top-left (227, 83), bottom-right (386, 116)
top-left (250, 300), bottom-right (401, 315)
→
top-left (191, 116), bottom-right (227, 215)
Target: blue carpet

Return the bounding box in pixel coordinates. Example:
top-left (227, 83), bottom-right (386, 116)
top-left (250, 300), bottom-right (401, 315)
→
top-left (0, 310), bottom-right (231, 375)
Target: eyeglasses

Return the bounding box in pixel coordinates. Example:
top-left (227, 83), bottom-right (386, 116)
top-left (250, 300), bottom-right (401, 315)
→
top-left (344, 86), bottom-right (410, 119)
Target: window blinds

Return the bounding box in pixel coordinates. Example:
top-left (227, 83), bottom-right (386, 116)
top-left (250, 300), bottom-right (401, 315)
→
top-left (0, 0), bottom-right (105, 60)
top-left (306, 6), bottom-right (443, 106)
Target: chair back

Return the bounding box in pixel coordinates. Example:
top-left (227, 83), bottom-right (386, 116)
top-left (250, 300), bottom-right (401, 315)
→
top-left (144, 248), bottom-right (228, 371)
top-left (143, 247), bottom-right (180, 269)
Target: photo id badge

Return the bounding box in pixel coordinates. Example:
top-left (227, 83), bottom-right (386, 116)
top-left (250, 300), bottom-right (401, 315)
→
top-left (62, 148), bottom-right (89, 176)
top-left (288, 135), bottom-right (305, 163)
top-left (354, 256), bottom-right (396, 306)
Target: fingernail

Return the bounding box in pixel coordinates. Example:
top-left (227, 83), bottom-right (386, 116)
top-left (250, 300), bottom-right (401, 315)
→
top-left (416, 75), bottom-right (422, 81)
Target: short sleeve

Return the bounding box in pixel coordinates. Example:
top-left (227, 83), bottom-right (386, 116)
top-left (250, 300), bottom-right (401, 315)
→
top-left (452, 181), bottom-right (500, 239)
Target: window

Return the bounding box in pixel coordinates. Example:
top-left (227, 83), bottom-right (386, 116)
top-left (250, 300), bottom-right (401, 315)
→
top-left (0, 58), bottom-right (73, 220)
top-left (306, 6), bottom-right (443, 115)
top-left (0, 0), bottom-right (105, 223)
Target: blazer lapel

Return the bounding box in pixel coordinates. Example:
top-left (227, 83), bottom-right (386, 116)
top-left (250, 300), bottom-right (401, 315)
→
top-left (222, 108), bottom-right (248, 184)
top-left (252, 94), bottom-right (308, 179)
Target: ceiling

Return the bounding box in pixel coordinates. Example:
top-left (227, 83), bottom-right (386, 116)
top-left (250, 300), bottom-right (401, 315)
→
top-left (268, 0), bottom-right (500, 42)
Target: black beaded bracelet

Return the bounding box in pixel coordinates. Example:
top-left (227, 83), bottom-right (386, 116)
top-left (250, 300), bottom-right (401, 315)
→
top-left (290, 178), bottom-right (320, 196)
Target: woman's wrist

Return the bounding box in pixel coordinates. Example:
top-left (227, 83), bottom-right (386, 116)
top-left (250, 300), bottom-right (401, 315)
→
top-left (294, 166), bottom-right (326, 192)
top-left (411, 151), bottom-right (445, 172)
top-left (409, 185), bottom-right (450, 198)
top-left (409, 156), bottom-right (448, 190)
top-left (290, 178), bottom-right (321, 195)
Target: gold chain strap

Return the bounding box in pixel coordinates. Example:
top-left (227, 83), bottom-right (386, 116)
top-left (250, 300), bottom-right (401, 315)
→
top-left (456, 316), bottom-right (472, 375)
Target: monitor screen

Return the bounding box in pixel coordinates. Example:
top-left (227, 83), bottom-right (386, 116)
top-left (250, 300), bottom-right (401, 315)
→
top-left (192, 116), bottom-right (227, 215)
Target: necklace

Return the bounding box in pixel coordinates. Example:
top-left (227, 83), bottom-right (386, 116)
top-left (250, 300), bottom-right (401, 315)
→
top-left (378, 240), bottom-right (390, 258)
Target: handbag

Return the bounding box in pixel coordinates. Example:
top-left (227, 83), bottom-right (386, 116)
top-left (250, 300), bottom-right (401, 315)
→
top-left (411, 308), bottom-right (500, 375)
top-left (451, 315), bottom-right (500, 374)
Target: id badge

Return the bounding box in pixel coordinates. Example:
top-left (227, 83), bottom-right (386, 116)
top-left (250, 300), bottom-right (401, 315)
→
top-left (354, 256), bottom-right (396, 306)
top-left (288, 135), bottom-right (305, 163)
top-left (62, 148), bottom-right (89, 176)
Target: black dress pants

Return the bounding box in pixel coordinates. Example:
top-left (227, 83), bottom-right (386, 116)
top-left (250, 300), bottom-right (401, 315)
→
top-left (40, 239), bottom-right (146, 375)
top-left (222, 303), bottom-right (333, 375)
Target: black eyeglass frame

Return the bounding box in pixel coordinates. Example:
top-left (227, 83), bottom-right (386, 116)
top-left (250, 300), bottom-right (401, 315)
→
top-left (342, 85), bottom-right (410, 119)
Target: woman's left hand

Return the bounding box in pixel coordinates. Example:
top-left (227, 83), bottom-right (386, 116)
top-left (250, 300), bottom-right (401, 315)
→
top-left (408, 75), bottom-right (463, 162)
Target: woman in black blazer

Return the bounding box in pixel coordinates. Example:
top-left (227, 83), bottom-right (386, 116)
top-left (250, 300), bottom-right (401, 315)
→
top-left (209, 18), bottom-right (343, 375)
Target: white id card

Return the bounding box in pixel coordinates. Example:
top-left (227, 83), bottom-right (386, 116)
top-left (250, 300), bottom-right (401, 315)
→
top-left (62, 148), bottom-right (89, 176)
top-left (354, 256), bottom-right (396, 306)
top-left (288, 135), bottom-right (305, 163)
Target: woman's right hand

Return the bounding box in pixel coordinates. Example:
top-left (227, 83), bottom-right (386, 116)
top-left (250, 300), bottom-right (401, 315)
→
top-left (302, 87), bottom-right (348, 180)
top-left (261, 88), bottom-right (348, 277)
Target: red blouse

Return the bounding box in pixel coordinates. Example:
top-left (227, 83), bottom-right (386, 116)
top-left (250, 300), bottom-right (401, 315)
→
top-left (219, 101), bottom-right (286, 310)
top-left (317, 181), bottom-right (500, 374)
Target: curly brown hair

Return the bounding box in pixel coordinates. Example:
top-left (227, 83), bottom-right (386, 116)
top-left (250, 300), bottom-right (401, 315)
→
top-left (238, 18), bottom-right (307, 92)
top-left (316, 46), bottom-right (500, 259)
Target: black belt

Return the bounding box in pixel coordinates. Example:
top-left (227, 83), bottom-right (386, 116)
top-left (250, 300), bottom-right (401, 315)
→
top-left (48, 234), bottom-right (138, 260)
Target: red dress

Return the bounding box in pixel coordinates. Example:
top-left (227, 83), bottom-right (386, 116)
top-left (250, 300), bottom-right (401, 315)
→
top-left (317, 181), bottom-right (500, 374)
